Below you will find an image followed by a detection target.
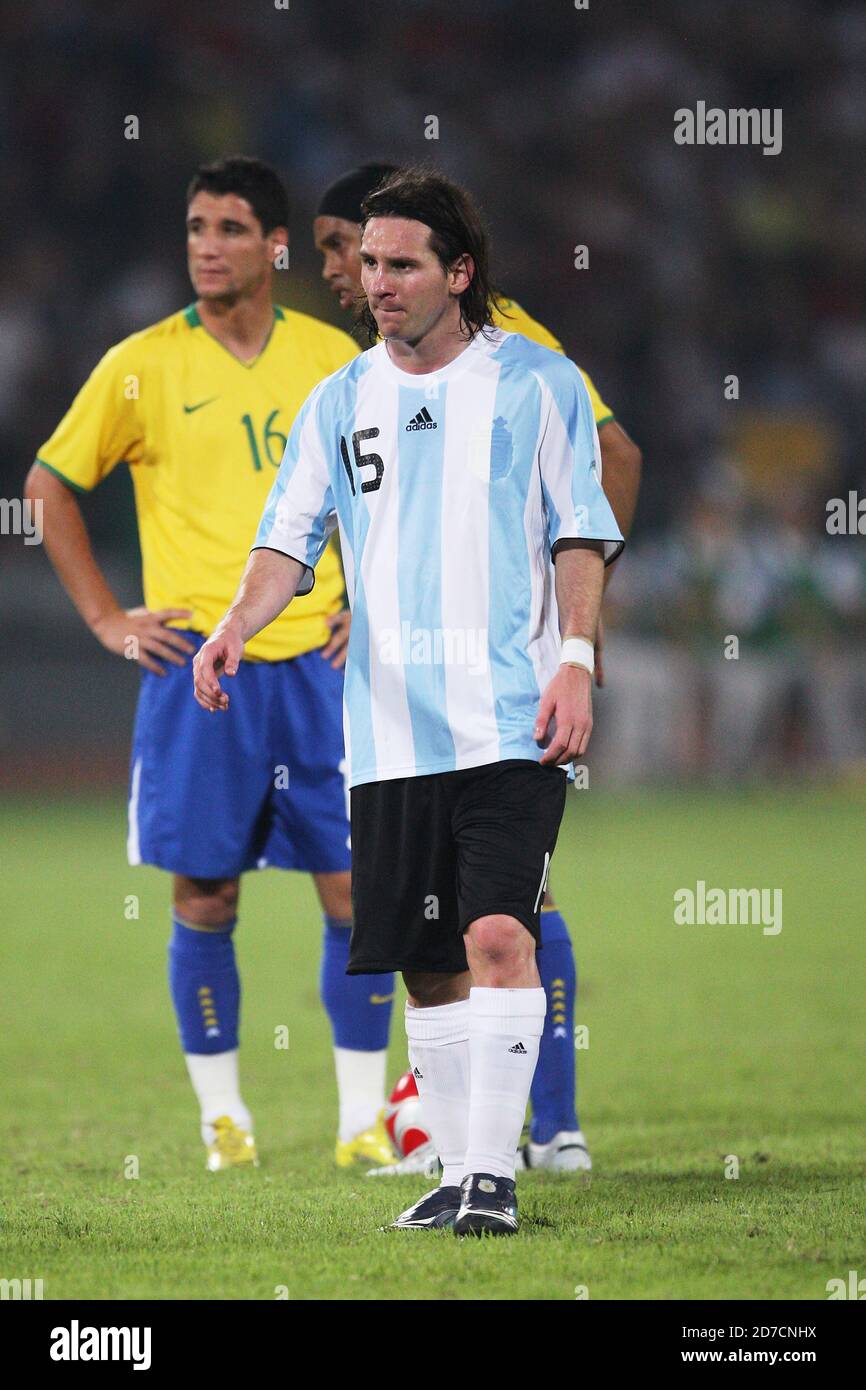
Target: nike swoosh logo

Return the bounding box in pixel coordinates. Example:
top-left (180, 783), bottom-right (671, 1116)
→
top-left (369, 993), bottom-right (395, 1005)
top-left (183, 397), bottom-right (219, 413)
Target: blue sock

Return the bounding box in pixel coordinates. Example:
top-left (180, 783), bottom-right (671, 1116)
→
top-left (530, 908), bottom-right (579, 1143)
top-left (168, 915), bottom-right (240, 1054)
top-left (320, 916), bottom-right (394, 1050)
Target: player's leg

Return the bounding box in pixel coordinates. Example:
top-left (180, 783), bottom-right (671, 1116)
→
top-left (531, 891), bottom-right (579, 1137)
top-left (128, 632), bottom-right (276, 1170)
top-left (404, 969), bottom-right (471, 1185)
top-left (169, 873), bottom-right (257, 1170)
top-left (313, 868), bottom-right (393, 1167)
top-left (387, 967), bottom-right (470, 1228)
top-left (268, 647), bottom-right (393, 1167)
top-left (452, 760), bottom-right (568, 1235)
top-left (453, 913), bottom-right (545, 1233)
top-left (524, 888), bottom-right (591, 1171)
top-left (348, 770), bottom-right (468, 1229)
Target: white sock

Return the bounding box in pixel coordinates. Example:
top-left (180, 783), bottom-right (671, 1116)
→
top-left (405, 999), bottom-right (470, 1188)
top-left (334, 1046), bottom-right (387, 1142)
top-left (463, 987), bottom-right (547, 1181)
top-left (184, 1049), bottom-right (252, 1145)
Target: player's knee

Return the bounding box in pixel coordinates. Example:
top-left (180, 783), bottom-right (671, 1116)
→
top-left (465, 915), bottom-right (534, 968)
top-left (173, 875), bottom-right (240, 927)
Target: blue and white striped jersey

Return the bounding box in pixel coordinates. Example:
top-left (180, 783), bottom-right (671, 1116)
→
top-left (254, 329), bottom-right (623, 787)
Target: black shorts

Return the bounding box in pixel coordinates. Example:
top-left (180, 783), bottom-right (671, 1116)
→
top-left (348, 759), bottom-right (568, 975)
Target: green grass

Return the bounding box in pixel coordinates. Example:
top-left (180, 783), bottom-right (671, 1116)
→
top-left (1, 787), bottom-right (863, 1300)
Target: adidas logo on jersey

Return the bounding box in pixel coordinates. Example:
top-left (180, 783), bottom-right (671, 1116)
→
top-left (406, 407), bottom-right (437, 431)
top-left (412, 1066), bottom-right (424, 1079)
top-left (508, 1042), bottom-right (528, 1054)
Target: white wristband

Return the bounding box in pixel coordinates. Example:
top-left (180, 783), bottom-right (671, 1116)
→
top-left (561, 636), bottom-right (594, 675)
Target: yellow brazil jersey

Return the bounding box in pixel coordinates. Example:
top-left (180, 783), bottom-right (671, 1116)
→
top-left (36, 304), bottom-right (358, 661)
top-left (492, 298), bottom-right (615, 428)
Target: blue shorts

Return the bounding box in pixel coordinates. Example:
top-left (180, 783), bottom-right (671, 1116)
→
top-left (127, 635), bottom-right (352, 879)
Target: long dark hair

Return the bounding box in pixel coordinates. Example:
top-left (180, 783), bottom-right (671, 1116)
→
top-left (357, 165), bottom-right (504, 345)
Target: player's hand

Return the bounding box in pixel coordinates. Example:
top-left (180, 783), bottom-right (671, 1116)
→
top-left (594, 615), bottom-right (605, 688)
top-left (321, 609), bottom-right (351, 669)
top-left (534, 665), bottom-right (593, 765)
top-left (193, 624), bottom-right (245, 712)
top-left (92, 606), bottom-right (196, 676)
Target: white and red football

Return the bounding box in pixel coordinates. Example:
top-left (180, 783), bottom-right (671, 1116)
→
top-left (384, 1070), bottom-right (432, 1159)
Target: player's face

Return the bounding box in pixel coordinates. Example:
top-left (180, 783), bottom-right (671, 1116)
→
top-left (360, 218), bottom-right (471, 346)
top-left (186, 192), bottom-right (286, 304)
top-left (313, 215), bottom-right (362, 310)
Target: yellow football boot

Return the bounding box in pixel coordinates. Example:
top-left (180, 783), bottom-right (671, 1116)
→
top-left (206, 1115), bottom-right (259, 1172)
top-left (335, 1111), bottom-right (394, 1169)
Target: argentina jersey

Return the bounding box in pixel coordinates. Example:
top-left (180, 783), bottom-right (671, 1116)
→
top-left (254, 328), bottom-right (624, 788)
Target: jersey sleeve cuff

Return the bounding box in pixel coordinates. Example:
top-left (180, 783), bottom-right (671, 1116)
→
top-left (551, 535), bottom-right (625, 566)
top-left (34, 457), bottom-right (91, 495)
top-left (249, 544), bottom-right (315, 596)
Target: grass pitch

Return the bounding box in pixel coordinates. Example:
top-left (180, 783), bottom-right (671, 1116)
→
top-left (1, 787), bottom-right (863, 1300)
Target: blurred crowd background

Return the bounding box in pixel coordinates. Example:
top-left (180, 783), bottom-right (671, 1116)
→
top-left (1, 0), bottom-right (863, 785)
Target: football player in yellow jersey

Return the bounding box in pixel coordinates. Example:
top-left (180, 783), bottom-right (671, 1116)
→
top-left (25, 157), bottom-right (398, 1174)
top-left (314, 164), bottom-right (642, 1173)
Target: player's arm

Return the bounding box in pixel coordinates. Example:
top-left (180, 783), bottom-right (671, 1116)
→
top-left (534, 364), bottom-right (623, 763)
top-left (535, 541), bottom-right (605, 764)
top-left (593, 418), bottom-right (641, 688)
top-left (25, 338), bottom-right (197, 674)
top-left (576, 368), bottom-right (641, 581)
top-left (597, 419), bottom-right (641, 585)
top-left (575, 367), bottom-right (641, 686)
top-left (24, 464), bottom-right (194, 675)
top-left (193, 550), bottom-right (306, 712)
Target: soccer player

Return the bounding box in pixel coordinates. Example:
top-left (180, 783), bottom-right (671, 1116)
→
top-left (25, 156), bottom-right (398, 1173)
top-left (314, 163), bottom-right (642, 1171)
top-left (193, 168), bottom-right (623, 1235)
